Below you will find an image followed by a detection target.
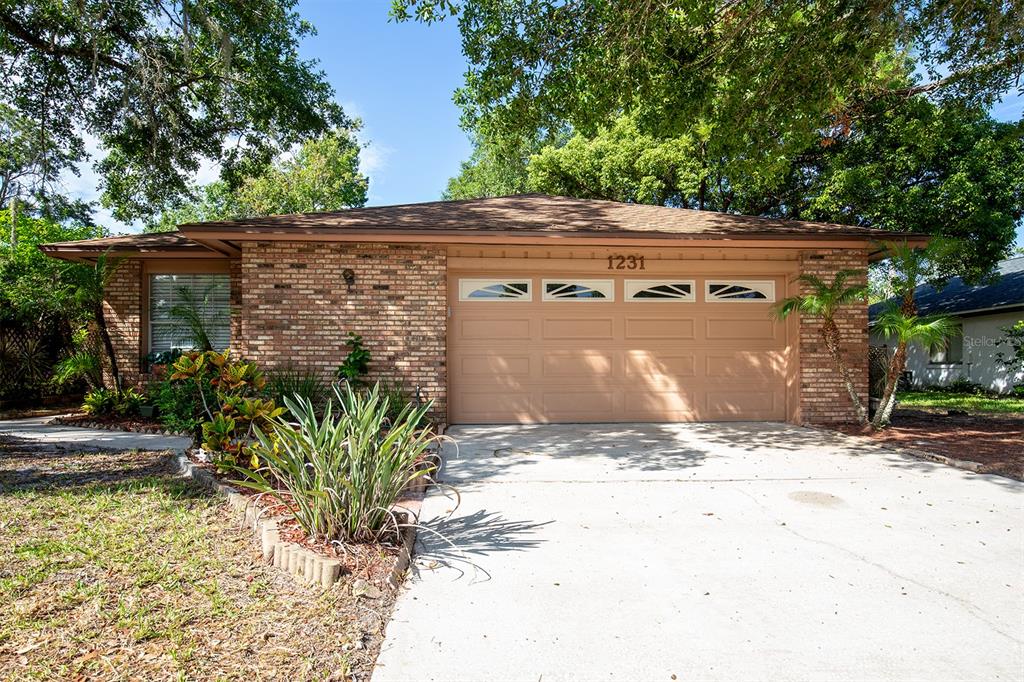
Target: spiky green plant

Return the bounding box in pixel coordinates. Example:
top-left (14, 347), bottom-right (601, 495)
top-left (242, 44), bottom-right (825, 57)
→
top-left (52, 348), bottom-right (105, 391)
top-left (871, 305), bottom-right (960, 427)
top-left (237, 382), bottom-right (438, 545)
top-left (169, 283), bottom-right (225, 352)
top-left (773, 269), bottom-right (869, 424)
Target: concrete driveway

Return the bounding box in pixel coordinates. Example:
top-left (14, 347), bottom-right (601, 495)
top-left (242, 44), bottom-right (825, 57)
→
top-left (374, 423), bottom-right (1023, 682)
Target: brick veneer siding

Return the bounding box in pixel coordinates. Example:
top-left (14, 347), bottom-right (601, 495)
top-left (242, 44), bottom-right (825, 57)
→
top-left (102, 259), bottom-right (142, 388)
top-left (798, 248), bottom-right (870, 424)
top-left (237, 241), bottom-right (447, 420)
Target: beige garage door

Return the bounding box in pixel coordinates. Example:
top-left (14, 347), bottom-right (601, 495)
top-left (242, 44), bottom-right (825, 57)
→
top-left (448, 269), bottom-right (794, 423)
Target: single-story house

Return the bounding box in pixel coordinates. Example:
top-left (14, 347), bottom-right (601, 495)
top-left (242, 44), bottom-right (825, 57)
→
top-left (869, 255), bottom-right (1024, 393)
top-left (41, 194), bottom-right (924, 425)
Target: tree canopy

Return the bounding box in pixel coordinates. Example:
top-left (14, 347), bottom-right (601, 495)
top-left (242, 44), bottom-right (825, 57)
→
top-left (1, 0), bottom-right (348, 222)
top-left (147, 128), bottom-right (368, 231)
top-left (0, 213), bottom-right (104, 323)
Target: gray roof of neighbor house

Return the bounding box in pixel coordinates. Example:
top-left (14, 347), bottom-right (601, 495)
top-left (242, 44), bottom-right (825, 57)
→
top-left (39, 194), bottom-right (929, 261)
top-left (869, 256), bottom-right (1024, 318)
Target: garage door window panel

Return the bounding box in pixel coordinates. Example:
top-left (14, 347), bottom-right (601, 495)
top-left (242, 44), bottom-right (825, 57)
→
top-left (625, 280), bottom-right (695, 302)
top-left (542, 280), bottom-right (614, 301)
top-left (459, 279), bottom-right (532, 301)
top-left (706, 280), bottom-right (776, 302)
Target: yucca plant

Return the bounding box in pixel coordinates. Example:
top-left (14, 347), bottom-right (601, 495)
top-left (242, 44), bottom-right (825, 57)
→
top-left (236, 382), bottom-right (438, 545)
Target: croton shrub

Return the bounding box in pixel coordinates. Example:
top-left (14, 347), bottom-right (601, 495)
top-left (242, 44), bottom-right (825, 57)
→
top-left (169, 350), bottom-right (284, 470)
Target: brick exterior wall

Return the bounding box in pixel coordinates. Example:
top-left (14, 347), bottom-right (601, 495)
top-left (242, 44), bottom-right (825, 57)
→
top-left (798, 248), bottom-right (870, 424)
top-left (237, 241), bottom-right (448, 420)
top-left (102, 259), bottom-right (142, 388)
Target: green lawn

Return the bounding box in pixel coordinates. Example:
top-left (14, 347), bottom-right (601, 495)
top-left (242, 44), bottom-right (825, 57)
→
top-left (897, 390), bottom-right (1024, 414)
top-left (0, 445), bottom-right (390, 680)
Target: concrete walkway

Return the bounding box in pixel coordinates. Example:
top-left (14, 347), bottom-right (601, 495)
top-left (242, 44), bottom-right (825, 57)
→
top-left (0, 415), bottom-right (191, 452)
top-left (374, 423), bottom-right (1023, 682)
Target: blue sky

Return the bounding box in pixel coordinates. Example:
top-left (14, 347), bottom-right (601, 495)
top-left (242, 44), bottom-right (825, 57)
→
top-left (66, 0), bottom-right (1023, 245)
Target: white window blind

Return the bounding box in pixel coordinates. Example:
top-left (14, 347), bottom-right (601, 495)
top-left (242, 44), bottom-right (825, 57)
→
top-left (149, 274), bottom-right (231, 352)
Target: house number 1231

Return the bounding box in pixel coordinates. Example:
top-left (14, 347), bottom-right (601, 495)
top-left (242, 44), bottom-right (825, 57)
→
top-left (607, 254), bottom-right (645, 270)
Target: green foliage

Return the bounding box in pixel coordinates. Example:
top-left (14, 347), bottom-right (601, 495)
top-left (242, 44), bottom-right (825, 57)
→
top-left (800, 100), bottom-right (1023, 283)
top-left (264, 366), bottom-right (329, 410)
top-left (773, 271), bottom-right (869, 322)
top-left (335, 332), bottom-right (371, 385)
top-left (168, 284), bottom-right (226, 351)
top-left (995, 321), bottom-right (1024, 380)
top-left (147, 128), bottom-right (368, 231)
top-left (83, 387), bottom-right (143, 417)
top-left (443, 133), bottom-right (534, 200)
top-left (2, 0), bottom-right (349, 223)
top-left (873, 306), bottom-right (960, 350)
top-left (151, 378), bottom-right (206, 435)
top-left (395, 0), bottom-right (1019, 193)
top-left (169, 350), bottom-right (283, 468)
top-left (897, 389), bottom-right (1024, 414)
top-left (238, 383), bottom-right (438, 544)
top-left (0, 213), bottom-right (103, 323)
top-left (374, 380), bottom-right (422, 428)
top-left (51, 348), bottom-right (104, 392)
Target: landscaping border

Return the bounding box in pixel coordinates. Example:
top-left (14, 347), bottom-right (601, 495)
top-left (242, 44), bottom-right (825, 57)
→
top-left (805, 425), bottom-right (1004, 478)
top-left (172, 451), bottom-right (420, 589)
top-left (52, 414), bottom-right (190, 438)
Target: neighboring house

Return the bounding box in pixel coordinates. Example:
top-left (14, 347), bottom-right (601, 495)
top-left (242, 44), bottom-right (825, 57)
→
top-left (41, 194), bottom-right (924, 425)
top-left (869, 256), bottom-right (1024, 393)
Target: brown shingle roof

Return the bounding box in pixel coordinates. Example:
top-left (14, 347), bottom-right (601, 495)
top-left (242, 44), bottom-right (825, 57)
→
top-left (178, 194), bottom-right (908, 239)
top-left (40, 231), bottom-right (199, 252)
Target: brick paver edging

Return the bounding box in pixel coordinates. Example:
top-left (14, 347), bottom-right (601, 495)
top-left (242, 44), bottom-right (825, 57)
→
top-left (172, 451), bottom-right (417, 589)
top-left (52, 414), bottom-right (191, 439)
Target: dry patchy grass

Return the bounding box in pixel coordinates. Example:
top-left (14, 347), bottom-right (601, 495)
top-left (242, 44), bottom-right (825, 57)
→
top-left (0, 441), bottom-right (396, 681)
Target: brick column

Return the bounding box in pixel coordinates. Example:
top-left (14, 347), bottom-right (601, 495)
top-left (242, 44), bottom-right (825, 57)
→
top-left (102, 259), bottom-right (142, 388)
top-left (798, 248), bottom-right (870, 423)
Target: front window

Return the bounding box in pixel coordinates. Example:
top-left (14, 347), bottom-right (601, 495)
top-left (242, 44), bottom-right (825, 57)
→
top-left (929, 326), bottom-right (963, 364)
top-left (149, 274), bottom-right (230, 352)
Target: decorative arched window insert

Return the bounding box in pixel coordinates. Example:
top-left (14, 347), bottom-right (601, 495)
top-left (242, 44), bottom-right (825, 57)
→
top-left (458, 279), bottom-right (532, 301)
top-left (542, 280), bottom-right (614, 301)
top-left (625, 280), bottom-right (696, 302)
top-left (705, 280), bottom-right (776, 302)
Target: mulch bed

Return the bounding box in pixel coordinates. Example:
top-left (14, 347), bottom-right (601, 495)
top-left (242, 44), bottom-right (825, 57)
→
top-left (831, 409), bottom-right (1024, 480)
top-left (54, 412), bottom-right (182, 435)
top-left (0, 437), bottom-right (398, 680)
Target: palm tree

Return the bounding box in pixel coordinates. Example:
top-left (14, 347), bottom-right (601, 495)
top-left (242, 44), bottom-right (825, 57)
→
top-left (72, 252), bottom-right (123, 392)
top-left (871, 306), bottom-right (959, 427)
top-left (773, 269), bottom-right (869, 425)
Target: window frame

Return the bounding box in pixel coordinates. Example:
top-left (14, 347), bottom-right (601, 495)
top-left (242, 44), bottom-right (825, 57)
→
top-left (928, 325), bottom-right (964, 365)
top-left (541, 279), bottom-right (615, 302)
top-left (457, 278), bottom-right (533, 302)
top-left (624, 279), bottom-right (696, 303)
top-left (148, 272), bottom-right (232, 354)
top-left (704, 280), bottom-right (776, 303)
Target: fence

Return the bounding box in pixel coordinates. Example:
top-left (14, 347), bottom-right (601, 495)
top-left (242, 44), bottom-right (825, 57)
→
top-left (0, 317), bottom-right (76, 405)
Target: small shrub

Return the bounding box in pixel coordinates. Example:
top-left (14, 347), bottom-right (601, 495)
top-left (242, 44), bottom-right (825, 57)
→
top-left (264, 366), bottom-right (329, 410)
top-left (151, 377), bottom-right (205, 434)
top-left (370, 380), bottom-right (423, 428)
top-left (1012, 385), bottom-right (1024, 398)
top-left (83, 388), bottom-right (118, 415)
top-left (238, 383), bottom-right (439, 544)
top-left (169, 350), bottom-right (283, 469)
top-left (335, 332), bottom-right (370, 385)
top-left (114, 387), bottom-right (144, 416)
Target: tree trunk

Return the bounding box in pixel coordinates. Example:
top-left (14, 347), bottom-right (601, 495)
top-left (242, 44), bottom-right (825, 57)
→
top-left (873, 342), bottom-right (907, 428)
top-left (10, 197), bottom-right (18, 247)
top-left (821, 319), bottom-right (868, 424)
top-left (95, 302), bottom-right (122, 393)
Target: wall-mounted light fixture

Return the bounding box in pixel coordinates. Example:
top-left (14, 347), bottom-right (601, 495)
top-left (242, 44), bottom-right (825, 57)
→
top-left (342, 268), bottom-right (355, 291)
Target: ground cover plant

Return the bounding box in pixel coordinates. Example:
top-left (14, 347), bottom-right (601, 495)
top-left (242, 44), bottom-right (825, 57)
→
top-left (0, 439), bottom-right (397, 679)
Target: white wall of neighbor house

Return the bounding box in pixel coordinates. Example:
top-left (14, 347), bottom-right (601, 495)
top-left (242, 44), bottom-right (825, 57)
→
top-left (870, 310), bottom-right (1024, 393)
